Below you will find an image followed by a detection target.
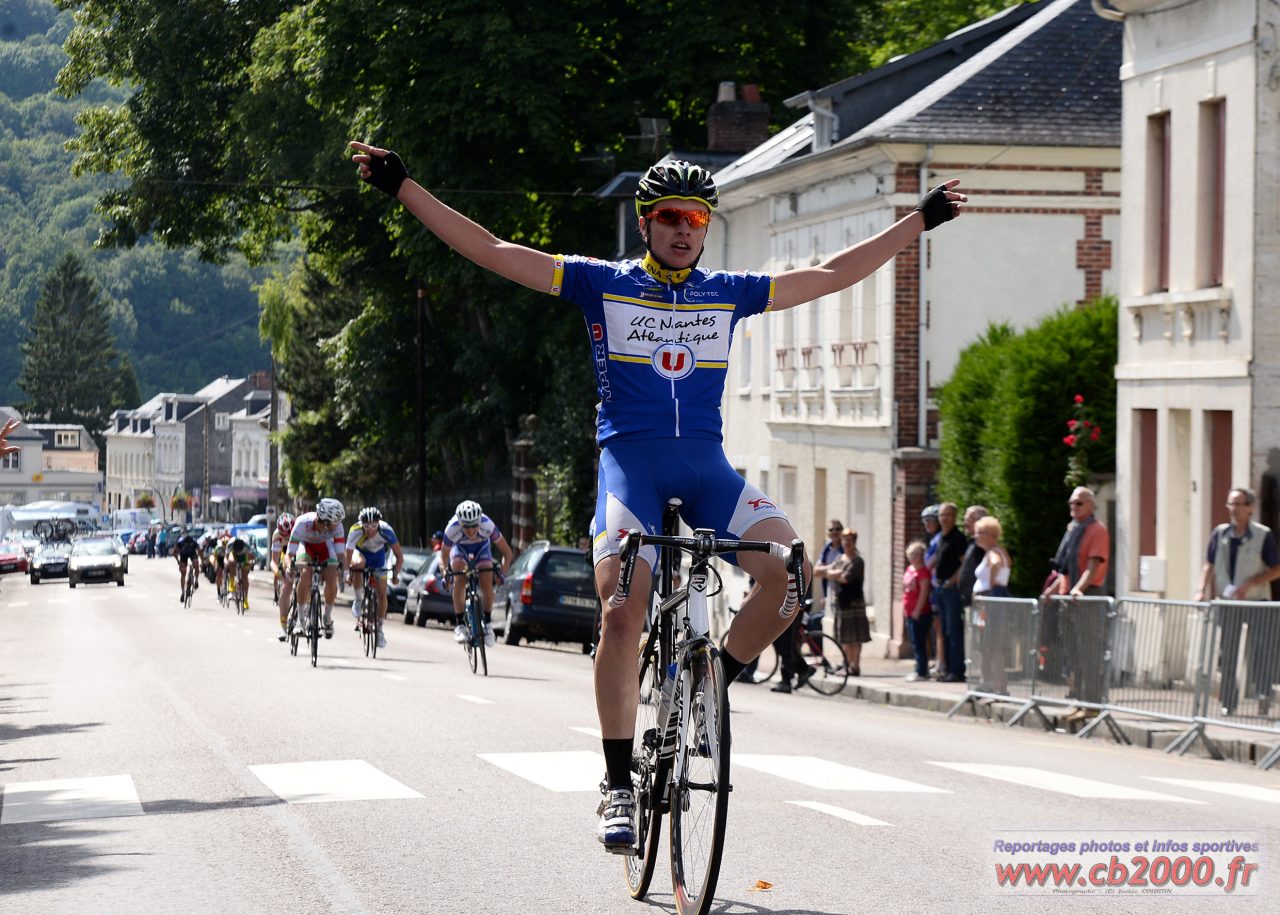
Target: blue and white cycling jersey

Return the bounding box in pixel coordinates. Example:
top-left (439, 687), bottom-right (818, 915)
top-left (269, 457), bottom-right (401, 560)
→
top-left (444, 514), bottom-right (502, 565)
top-left (551, 255), bottom-right (775, 445)
top-left (344, 520), bottom-right (399, 568)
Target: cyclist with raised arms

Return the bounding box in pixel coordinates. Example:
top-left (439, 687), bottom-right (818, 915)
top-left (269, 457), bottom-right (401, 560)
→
top-left (270, 512), bottom-right (295, 639)
top-left (342, 506), bottom-right (405, 651)
top-left (278, 498), bottom-right (346, 640)
top-left (442, 500), bottom-right (514, 647)
top-left (351, 141), bottom-right (964, 851)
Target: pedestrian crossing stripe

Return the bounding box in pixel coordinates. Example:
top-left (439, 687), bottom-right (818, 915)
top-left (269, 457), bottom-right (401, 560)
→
top-left (928, 763), bottom-right (1205, 802)
top-left (479, 751), bottom-right (604, 793)
top-left (787, 800), bottom-right (892, 826)
top-left (734, 755), bottom-right (949, 793)
top-left (458, 695), bottom-right (493, 705)
top-left (1, 774), bottom-right (144, 825)
top-left (1144, 778), bottom-right (1280, 804)
top-left (248, 760), bottom-right (423, 804)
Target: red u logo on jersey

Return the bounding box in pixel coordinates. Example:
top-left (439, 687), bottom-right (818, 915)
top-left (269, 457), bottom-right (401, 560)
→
top-left (652, 343), bottom-right (695, 381)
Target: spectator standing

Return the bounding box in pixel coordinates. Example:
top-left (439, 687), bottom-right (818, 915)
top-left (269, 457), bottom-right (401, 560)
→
top-left (146, 528), bottom-right (156, 559)
top-left (921, 505), bottom-right (945, 676)
top-left (812, 519), bottom-right (845, 630)
top-left (956, 505), bottom-right (988, 606)
top-left (830, 529), bottom-right (869, 676)
top-left (903, 542), bottom-right (932, 682)
top-left (933, 503), bottom-right (968, 683)
top-left (972, 516), bottom-right (1012, 694)
top-left (1194, 488), bottom-right (1280, 716)
top-left (1043, 486), bottom-right (1111, 706)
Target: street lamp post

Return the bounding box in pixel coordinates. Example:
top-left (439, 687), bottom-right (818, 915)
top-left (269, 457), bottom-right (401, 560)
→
top-left (416, 282), bottom-right (427, 547)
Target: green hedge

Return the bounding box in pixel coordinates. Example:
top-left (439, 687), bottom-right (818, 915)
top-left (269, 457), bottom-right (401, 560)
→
top-left (937, 296), bottom-right (1117, 595)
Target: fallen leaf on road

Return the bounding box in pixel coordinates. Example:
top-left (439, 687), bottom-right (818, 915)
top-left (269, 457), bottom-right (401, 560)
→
top-left (748, 880), bottom-right (774, 892)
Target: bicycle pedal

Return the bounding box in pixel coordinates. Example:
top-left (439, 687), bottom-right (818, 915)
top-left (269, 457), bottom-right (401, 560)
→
top-left (604, 844), bottom-right (638, 857)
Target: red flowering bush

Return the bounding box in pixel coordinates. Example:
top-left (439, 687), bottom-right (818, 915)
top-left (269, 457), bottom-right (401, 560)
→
top-left (1063, 394), bottom-right (1102, 486)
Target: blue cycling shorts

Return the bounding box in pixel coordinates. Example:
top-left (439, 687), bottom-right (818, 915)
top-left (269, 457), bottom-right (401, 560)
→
top-left (591, 437), bottom-right (789, 570)
top-left (450, 540), bottom-right (494, 566)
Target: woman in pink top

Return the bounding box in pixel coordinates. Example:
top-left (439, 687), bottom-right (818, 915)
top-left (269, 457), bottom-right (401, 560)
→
top-left (903, 541), bottom-right (932, 682)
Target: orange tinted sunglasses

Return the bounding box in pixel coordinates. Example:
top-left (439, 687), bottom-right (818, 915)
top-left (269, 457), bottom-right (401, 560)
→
top-left (647, 207), bottom-right (712, 229)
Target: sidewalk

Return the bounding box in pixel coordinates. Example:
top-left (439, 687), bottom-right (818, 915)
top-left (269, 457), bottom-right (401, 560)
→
top-left (792, 638), bottom-right (1280, 768)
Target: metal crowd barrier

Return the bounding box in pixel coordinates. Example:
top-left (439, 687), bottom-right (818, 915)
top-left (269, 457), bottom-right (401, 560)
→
top-left (947, 593), bottom-right (1280, 769)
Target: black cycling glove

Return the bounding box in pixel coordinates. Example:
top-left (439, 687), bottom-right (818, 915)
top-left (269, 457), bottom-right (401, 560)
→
top-left (363, 150), bottom-right (409, 197)
top-left (915, 184), bottom-right (955, 231)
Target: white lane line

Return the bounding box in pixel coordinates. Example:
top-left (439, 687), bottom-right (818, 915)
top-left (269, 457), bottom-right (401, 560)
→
top-left (6, 601), bottom-right (29, 607)
top-left (571, 726), bottom-right (602, 739)
top-left (1145, 778), bottom-right (1280, 804)
top-left (248, 760), bottom-right (423, 804)
top-left (735, 756), bottom-right (949, 793)
top-left (479, 751), bottom-right (604, 793)
top-left (1, 774), bottom-right (144, 825)
top-left (457, 694), bottom-right (493, 705)
top-left (929, 763), bottom-right (1204, 802)
top-left (787, 800), bottom-right (892, 826)
top-left (329, 658), bottom-right (354, 668)
top-left (383, 674), bottom-right (408, 682)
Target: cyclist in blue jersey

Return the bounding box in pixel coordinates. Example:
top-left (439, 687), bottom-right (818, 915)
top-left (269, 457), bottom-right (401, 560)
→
top-left (442, 500), bottom-right (514, 647)
top-left (342, 506), bottom-right (405, 651)
top-left (351, 140), bottom-right (964, 851)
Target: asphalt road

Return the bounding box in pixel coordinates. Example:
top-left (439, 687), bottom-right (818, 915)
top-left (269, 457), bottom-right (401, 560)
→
top-left (1, 561), bottom-right (1277, 915)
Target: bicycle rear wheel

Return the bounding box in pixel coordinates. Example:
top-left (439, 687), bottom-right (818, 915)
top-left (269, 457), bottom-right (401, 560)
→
top-left (626, 631), bottom-right (670, 899)
top-left (669, 645), bottom-right (730, 915)
top-left (309, 592), bottom-right (320, 668)
top-left (800, 632), bottom-right (849, 696)
top-left (747, 643), bottom-right (778, 684)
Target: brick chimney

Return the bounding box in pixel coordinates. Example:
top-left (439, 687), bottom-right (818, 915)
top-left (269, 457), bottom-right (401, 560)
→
top-left (707, 81), bottom-right (770, 154)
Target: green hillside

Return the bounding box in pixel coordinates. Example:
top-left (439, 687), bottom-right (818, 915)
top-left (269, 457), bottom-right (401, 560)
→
top-left (0, 0), bottom-right (269, 405)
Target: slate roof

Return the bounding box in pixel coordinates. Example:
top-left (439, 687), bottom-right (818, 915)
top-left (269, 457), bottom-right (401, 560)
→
top-left (845, 0), bottom-right (1121, 149)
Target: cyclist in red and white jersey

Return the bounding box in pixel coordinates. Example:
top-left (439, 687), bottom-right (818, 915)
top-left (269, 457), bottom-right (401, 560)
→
top-left (278, 499), bottom-right (346, 640)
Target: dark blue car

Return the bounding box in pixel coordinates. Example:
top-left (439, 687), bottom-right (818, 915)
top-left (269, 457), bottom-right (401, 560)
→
top-left (493, 541), bottom-right (599, 652)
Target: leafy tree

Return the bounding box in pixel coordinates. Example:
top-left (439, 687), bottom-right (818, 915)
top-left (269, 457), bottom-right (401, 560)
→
top-left (937, 297), bottom-right (1118, 595)
top-left (16, 251), bottom-right (122, 439)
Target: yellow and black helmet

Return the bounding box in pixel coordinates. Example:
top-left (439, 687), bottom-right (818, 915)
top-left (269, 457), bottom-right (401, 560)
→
top-left (635, 160), bottom-right (718, 217)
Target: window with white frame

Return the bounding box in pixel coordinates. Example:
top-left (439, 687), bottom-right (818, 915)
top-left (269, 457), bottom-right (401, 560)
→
top-left (214, 412), bottom-right (230, 431)
top-left (55, 430), bottom-right (78, 448)
top-left (1, 452), bottom-right (18, 471)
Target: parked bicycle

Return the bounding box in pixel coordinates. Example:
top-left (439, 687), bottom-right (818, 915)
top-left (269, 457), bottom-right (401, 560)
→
top-left (743, 615), bottom-right (849, 695)
top-left (619, 499), bottom-right (805, 915)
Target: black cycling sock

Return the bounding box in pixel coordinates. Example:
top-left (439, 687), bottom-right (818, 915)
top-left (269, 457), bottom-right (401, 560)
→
top-left (719, 649), bottom-right (749, 686)
top-left (602, 738), bottom-right (634, 791)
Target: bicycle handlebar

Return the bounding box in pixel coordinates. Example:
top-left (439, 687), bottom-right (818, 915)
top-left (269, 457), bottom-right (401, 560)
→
top-left (610, 529), bottom-right (806, 620)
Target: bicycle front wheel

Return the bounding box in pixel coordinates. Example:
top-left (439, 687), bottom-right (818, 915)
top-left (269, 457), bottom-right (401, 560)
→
top-left (309, 592), bottom-right (320, 668)
top-left (800, 631), bottom-right (849, 695)
top-left (627, 633), bottom-right (669, 899)
top-left (465, 595), bottom-right (480, 674)
top-left (363, 597), bottom-right (377, 659)
top-left (669, 646), bottom-right (730, 915)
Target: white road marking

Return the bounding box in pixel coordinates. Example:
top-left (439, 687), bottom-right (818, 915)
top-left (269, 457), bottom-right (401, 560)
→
top-left (929, 763), bottom-right (1204, 802)
top-left (243, 629), bottom-right (254, 635)
top-left (735, 755), bottom-right (949, 793)
top-left (1145, 778), bottom-right (1280, 804)
top-left (457, 694), bottom-right (492, 705)
top-left (6, 601), bottom-right (29, 607)
top-left (787, 800), bottom-right (892, 826)
top-left (1, 774), bottom-right (144, 825)
top-left (383, 674), bottom-right (408, 682)
top-left (571, 726), bottom-right (602, 739)
top-left (248, 760), bottom-right (423, 804)
top-left (479, 751), bottom-right (604, 793)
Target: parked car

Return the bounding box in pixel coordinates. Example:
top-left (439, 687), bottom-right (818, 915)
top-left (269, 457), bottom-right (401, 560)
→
top-left (247, 528), bottom-right (271, 569)
top-left (387, 548), bottom-right (433, 615)
top-left (30, 543), bottom-right (71, 584)
top-left (404, 551), bottom-right (454, 626)
top-left (128, 530), bottom-right (149, 554)
top-left (494, 541), bottom-right (598, 651)
top-left (0, 540), bottom-right (29, 575)
top-left (69, 537), bottom-right (126, 587)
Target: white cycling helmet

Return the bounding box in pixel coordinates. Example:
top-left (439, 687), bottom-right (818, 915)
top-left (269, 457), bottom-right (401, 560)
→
top-left (315, 498), bottom-right (346, 524)
top-left (456, 500), bottom-right (483, 524)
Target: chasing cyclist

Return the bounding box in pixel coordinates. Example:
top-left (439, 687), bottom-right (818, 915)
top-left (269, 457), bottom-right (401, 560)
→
top-left (442, 500), bottom-right (513, 648)
top-left (351, 141), bottom-right (963, 850)
top-left (270, 513), bottom-right (295, 638)
top-left (173, 526), bottom-right (201, 602)
top-left (277, 498), bottom-right (346, 640)
top-left (227, 534), bottom-right (254, 609)
top-left (342, 506), bottom-right (405, 651)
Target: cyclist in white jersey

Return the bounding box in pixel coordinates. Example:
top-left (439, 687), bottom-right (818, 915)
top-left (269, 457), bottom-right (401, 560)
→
top-left (351, 141), bottom-right (964, 850)
top-left (442, 500), bottom-right (513, 647)
top-left (278, 499), bottom-right (346, 640)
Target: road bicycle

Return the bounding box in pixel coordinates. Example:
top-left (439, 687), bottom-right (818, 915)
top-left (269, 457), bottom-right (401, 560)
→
top-left (744, 616), bottom-right (849, 696)
top-left (449, 557), bottom-right (494, 676)
top-left (618, 499), bottom-right (805, 915)
top-left (287, 563), bottom-right (324, 668)
top-left (216, 561), bottom-right (229, 608)
top-left (230, 562), bottom-right (250, 615)
top-left (181, 559), bottom-right (199, 609)
top-left (355, 579), bottom-right (379, 659)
